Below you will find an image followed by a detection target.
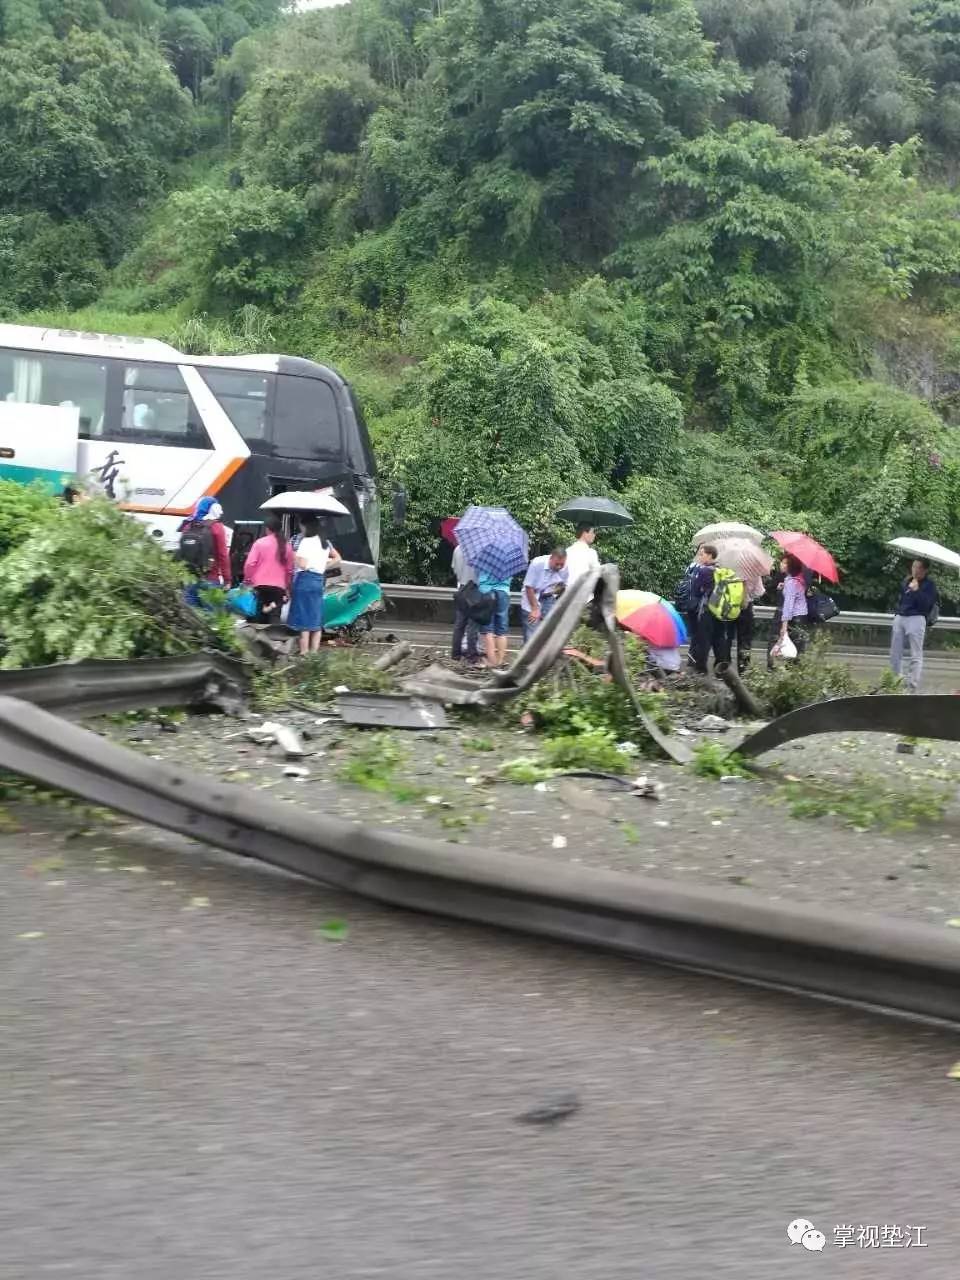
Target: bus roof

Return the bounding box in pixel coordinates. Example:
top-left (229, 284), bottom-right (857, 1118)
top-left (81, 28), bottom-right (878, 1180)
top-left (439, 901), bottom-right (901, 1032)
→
top-left (0, 323), bottom-right (346, 387)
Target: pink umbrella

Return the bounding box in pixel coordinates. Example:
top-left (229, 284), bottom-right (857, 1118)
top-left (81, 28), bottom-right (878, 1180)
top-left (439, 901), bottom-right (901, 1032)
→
top-left (440, 517), bottom-right (460, 547)
top-left (771, 531), bottom-right (839, 584)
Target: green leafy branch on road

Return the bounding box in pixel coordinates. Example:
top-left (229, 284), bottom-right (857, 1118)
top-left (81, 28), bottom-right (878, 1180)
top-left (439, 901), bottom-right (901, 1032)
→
top-left (337, 733), bottom-right (426, 802)
top-left (691, 744), bottom-right (754, 780)
top-left (774, 774), bottom-right (949, 832)
top-left (254, 650), bottom-right (394, 710)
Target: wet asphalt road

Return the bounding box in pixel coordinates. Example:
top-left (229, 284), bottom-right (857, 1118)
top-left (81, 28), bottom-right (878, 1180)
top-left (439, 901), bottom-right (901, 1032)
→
top-left (3, 823), bottom-right (960, 1278)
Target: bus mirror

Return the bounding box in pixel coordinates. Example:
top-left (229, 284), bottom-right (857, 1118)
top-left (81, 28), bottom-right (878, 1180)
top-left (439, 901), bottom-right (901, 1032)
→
top-left (392, 486), bottom-right (407, 526)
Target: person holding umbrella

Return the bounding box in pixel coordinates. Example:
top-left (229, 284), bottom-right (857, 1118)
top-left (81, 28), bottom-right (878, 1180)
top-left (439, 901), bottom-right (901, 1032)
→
top-left (288, 515), bottom-right (342, 655)
top-left (773, 554), bottom-right (810, 657)
top-left (555, 497), bottom-right (632, 583)
top-left (565, 523), bottom-right (600, 582)
top-left (455, 506), bottom-right (529, 671)
top-left (890, 558), bottom-right (939, 693)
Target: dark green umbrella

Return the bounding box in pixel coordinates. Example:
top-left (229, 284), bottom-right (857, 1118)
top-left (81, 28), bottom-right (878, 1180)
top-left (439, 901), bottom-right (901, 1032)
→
top-left (555, 496), bottom-right (633, 527)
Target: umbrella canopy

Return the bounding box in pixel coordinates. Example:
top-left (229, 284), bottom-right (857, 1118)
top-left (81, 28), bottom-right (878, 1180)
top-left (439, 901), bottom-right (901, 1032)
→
top-left (615, 591), bottom-right (688, 648)
top-left (692, 521), bottom-right (764, 549)
top-left (260, 490), bottom-right (349, 516)
top-left (771, 531), bottom-right (839, 584)
top-left (455, 505), bottom-right (529, 581)
top-left (886, 536), bottom-right (960, 572)
top-left (555, 496), bottom-right (633, 528)
top-left (440, 516), bottom-right (460, 547)
top-left (715, 538), bottom-right (773, 590)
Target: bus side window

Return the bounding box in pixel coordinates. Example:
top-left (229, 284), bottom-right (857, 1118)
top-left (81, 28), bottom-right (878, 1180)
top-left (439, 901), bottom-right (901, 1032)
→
top-left (120, 364), bottom-right (211, 449)
top-left (0, 349), bottom-right (107, 436)
top-left (273, 374), bottom-right (342, 459)
top-left (197, 369), bottom-right (272, 447)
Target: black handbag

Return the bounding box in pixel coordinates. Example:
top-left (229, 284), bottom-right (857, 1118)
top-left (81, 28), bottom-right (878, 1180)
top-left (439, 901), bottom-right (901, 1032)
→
top-left (456, 581), bottom-right (496, 625)
top-left (807, 590), bottom-right (839, 623)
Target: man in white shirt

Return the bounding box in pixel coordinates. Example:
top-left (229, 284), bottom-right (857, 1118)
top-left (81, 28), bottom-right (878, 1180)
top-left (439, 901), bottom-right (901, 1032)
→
top-left (521, 547), bottom-right (568, 641)
top-left (564, 523), bottom-right (600, 582)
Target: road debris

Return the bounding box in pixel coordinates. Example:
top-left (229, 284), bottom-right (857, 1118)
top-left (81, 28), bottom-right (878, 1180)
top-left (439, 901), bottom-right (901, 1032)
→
top-left (316, 919), bottom-right (349, 941)
top-left (632, 775), bottom-right (665, 800)
top-left (515, 1091), bottom-right (581, 1126)
top-left (247, 721), bottom-right (306, 758)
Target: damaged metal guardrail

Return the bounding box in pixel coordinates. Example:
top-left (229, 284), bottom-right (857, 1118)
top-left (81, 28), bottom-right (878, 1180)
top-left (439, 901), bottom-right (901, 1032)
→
top-left (402, 564), bottom-right (693, 764)
top-left (0, 653), bottom-right (250, 718)
top-left (738, 693), bottom-right (960, 758)
top-left (1, 695), bottom-right (959, 1027)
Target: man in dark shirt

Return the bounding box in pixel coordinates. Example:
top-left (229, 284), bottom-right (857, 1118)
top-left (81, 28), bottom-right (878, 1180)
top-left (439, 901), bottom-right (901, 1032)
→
top-left (890, 558), bottom-right (938, 693)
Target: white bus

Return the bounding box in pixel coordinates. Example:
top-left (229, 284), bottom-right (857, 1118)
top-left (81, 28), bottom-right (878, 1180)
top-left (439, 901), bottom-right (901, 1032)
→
top-left (0, 324), bottom-right (380, 571)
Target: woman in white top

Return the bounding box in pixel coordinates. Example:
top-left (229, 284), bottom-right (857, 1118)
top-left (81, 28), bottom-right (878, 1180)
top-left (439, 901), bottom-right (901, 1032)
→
top-left (287, 515), bottom-right (342, 655)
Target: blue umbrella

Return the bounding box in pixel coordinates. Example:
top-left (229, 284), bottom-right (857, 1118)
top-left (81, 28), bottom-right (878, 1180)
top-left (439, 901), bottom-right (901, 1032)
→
top-left (456, 505), bottom-right (529, 581)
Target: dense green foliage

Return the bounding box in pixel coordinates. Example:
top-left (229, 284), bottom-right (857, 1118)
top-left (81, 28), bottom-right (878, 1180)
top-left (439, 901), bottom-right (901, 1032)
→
top-left (6, 0), bottom-right (960, 606)
top-left (0, 495), bottom-right (238, 666)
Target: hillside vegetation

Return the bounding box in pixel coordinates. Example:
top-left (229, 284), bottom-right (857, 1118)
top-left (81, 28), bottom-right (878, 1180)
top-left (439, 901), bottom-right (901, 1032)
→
top-left (5, 0), bottom-right (960, 604)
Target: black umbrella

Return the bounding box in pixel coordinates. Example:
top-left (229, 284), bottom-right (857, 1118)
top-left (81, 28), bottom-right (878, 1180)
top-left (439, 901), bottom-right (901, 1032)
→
top-left (555, 496), bottom-right (633, 527)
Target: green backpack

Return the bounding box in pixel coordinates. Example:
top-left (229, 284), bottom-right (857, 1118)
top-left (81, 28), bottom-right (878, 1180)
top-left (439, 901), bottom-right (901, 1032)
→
top-left (707, 566), bottom-right (745, 622)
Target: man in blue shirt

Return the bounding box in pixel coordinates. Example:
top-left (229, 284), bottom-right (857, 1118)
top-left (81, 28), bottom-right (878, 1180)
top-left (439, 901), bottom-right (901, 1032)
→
top-left (890, 558), bottom-right (939, 693)
top-left (521, 548), bottom-right (568, 642)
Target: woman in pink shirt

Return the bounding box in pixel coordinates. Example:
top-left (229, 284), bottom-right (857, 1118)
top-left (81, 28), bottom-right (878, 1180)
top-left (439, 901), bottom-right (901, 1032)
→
top-left (243, 512), bottom-right (295, 622)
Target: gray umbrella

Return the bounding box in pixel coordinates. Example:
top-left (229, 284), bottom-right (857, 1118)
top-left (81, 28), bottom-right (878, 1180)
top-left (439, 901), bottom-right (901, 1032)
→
top-left (555, 496), bottom-right (633, 527)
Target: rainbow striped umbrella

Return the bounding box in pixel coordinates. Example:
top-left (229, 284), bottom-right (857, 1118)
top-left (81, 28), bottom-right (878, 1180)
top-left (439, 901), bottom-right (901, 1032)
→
top-left (615, 591), bottom-right (688, 648)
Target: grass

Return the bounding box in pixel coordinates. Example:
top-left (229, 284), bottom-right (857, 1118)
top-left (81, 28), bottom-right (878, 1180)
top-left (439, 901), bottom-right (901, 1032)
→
top-left (336, 733), bottom-right (427, 802)
top-left (775, 773), bottom-right (950, 831)
top-left (541, 729), bottom-right (633, 774)
top-left (498, 757), bottom-right (556, 784)
top-left (22, 305), bottom-right (188, 342)
top-left (254, 650), bottom-right (394, 709)
top-left (691, 742), bottom-right (754, 780)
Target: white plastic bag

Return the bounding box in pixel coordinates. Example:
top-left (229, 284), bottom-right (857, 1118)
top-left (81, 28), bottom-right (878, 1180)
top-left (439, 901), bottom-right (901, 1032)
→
top-left (771, 633), bottom-right (798, 661)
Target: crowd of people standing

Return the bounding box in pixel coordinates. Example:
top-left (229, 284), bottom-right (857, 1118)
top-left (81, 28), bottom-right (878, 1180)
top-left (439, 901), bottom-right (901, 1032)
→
top-left (448, 517), bottom-right (942, 693)
top-left (451, 523), bottom-right (598, 669)
top-left (178, 495), bottom-right (342, 656)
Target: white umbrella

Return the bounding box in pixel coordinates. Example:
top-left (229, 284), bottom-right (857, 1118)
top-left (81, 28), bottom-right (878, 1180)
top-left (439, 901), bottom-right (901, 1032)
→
top-left (692, 521), bottom-right (764, 549)
top-left (886, 536), bottom-right (960, 572)
top-left (260, 490), bottom-right (349, 516)
top-left (715, 537), bottom-right (773, 590)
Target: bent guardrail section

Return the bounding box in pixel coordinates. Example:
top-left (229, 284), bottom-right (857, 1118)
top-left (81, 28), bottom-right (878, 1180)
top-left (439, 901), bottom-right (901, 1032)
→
top-left (402, 565), bottom-right (693, 763)
top-left (1, 695), bottom-right (958, 1027)
top-left (0, 653), bottom-right (250, 717)
top-left (738, 693), bottom-right (960, 757)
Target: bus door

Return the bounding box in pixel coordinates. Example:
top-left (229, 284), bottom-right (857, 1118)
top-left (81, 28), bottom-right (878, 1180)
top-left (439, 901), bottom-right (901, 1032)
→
top-left (266, 473), bottom-right (373, 569)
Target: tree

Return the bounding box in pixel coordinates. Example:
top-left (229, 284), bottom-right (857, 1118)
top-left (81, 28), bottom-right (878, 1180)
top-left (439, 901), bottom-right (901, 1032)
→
top-left (237, 67), bottom-right (381, 191)
top-left (162, 5), bottom-right (216, 96)
top-left (0, 29), bottom-right (193, 219)
top-left (168, 183), bottom-right (308, 307)
top-left (418, 0), bottom-right (738, 255)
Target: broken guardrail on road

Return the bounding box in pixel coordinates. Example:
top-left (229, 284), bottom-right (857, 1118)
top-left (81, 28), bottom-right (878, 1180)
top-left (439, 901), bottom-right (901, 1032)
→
top-left (0, 694), bottom-right (958, 1028)
top-left (0, 652), bottom-right (250, 718)
top-left (402, 564), bottom-right (693, 764)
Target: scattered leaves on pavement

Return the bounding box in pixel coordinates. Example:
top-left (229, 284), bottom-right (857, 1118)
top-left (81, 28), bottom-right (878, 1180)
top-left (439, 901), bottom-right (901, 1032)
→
top-left (316, 919), bottom-right (349, 941)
